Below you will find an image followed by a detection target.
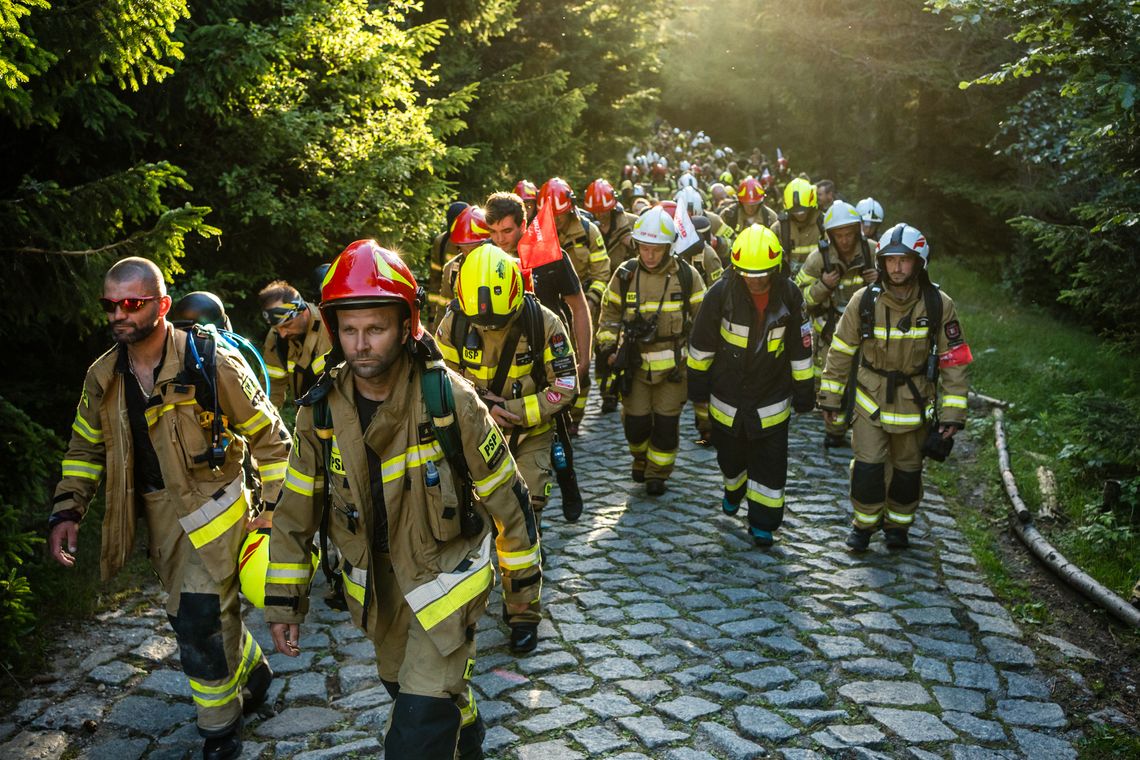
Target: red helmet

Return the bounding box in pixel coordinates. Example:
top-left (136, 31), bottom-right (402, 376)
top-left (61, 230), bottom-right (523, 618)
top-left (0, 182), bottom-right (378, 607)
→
top-left (450, 205), bottom-right (491, 246)
top-left (657, 200), bottom-right (678, 216)
top-left (583, 179), bottom-right (617, 214)
top-left (514, 180), bottom-right (538, 202)
top-left (320, 240), bottom-right (424, 341)
top-left (621, 164), bottom-right (635, 180)
top-left (691, 163), bottom-right (702, 176)
top-left (737, 176), bottom-right (765, 204)
top-left (539, 177), bottom-right (575, 216)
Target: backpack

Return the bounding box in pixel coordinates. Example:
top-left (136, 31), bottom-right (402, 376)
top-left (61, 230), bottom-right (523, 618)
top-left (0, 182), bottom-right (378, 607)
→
top-left (856, 276), bottom-right (944, 411)
top-left (614, 255), bottom-right (695, 331)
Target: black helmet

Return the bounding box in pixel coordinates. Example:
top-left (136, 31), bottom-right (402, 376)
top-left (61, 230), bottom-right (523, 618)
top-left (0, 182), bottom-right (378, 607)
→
top-left (311, 263), bottom-right (331, 301)
top-left (171, 291), bottom-right (230, 330)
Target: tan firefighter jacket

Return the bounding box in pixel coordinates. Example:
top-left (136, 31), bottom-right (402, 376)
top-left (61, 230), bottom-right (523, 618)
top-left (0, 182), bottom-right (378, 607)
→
top-left (602, 210), bottom-right (638, 271)
top-left (771, 209), bottom-right (821, 271)
top-left (597, 255), bottom-right (707, 383)
top-left (794, 244), bottom-right (874, 333)
top-left (435, 297), bottom-right (577, 441)
top-left (819, 283), bottom-right (970, 433)
top-left (427, 231), bottom-right (461, 318)
top-left (558, 212), bottom-right (610, 304)
top-left (262, 303), bottom-right (333, 410)
top-left (53, 325), bottom-right (291, 580)
top-left (264, 352), bottom-right (542, 657)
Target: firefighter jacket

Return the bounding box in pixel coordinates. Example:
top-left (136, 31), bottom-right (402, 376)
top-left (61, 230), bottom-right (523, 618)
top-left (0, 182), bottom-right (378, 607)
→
top-left (265, 352), bottom-right (542, 657)
top-left (435, 297), bottom-right (577, 440)
top-left (602, 210), bottom-right (638, 271)
top-left (794, 244), bottom-right (873, 330)
top-left (679, 242), bottom-right (723, 287)
top-left (558, 211), bottom-right (610, 304)
top-left (771, 210), bottom-right (821, 269)
top-left (53, 325), bottom-right (291, 580)
top-left (818, 283), bottom-right (970, 432)
top-left (596, 256), bottom-right (707, 384)
top-left (427, 231), bottom-right (461, 316)
top-left (687, 274), bottom-right (815, 438)
top-left (721, 202), bottom-right (780, 237)
top-left (439, 252), bottom-right (464, 303)
top-left (262, 303), bottom-right (332, 410)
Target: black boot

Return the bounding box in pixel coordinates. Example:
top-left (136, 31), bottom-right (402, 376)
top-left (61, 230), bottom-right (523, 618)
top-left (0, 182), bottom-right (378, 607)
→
top-left (242, 662), bottom-right (273, 716)
top-left (202, 719), bottom-right (242, 760)
top-left (884, 528), bottom-right (910, 549)
top-left (645, 478), bottom-right (667, 496)
top-left (824, 433), bottom-right (849, 449)
top-left (509, 623), bottom-right (539, 654)
top-left (845, 527), bottom-right (873, 553)
top-left (601, 396), bottom-right (618, 414)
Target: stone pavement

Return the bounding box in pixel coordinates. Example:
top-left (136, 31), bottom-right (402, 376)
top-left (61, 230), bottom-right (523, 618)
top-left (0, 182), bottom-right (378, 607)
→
top-left (2, 397), bottom-right (1094, 759)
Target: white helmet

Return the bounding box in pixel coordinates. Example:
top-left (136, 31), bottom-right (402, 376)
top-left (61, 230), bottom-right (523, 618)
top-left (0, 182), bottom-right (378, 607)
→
top-left (632, 206), bottom-right (677, 245)
top-left (856, 197), bottom-right (885, 224)
top-left (822, 200), bottom-right (863, 232)
top-left (714, 149), bottom-right (725, 159)
top-left (659, 157), bottom-right (668, 168)
top-left (876, 223), bottom-right (929, 268)
top-left (679, 160), bottom-right (691, 172)
top-left (677, 172), bottom-right (698, 190)
top-left (675, 186), bottom-right (703, 214)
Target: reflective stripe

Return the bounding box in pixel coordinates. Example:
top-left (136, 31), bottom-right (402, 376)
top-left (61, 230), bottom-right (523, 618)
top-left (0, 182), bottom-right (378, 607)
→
top-left (719, 318), bottom-right (749, 348)
top-left (687, 353), bottom-right (713, 371)
top-left (710, 395), bottom-right (737, 426)
top-left (473, 456), bottom-right (514, 499)
top-left (757, 397), bottom-right (791, 428)
top-left (887, 510), bottom-right (915, 525)
top-left (628, 440), bottom-right (649, 454)
top-left (640, 349), bottom-right (677, 372)
top-left (873, 326), bottom-right (929, 341)
top-left (190, 630), bottom-right (262, 707)
top-left (943, 395), bottom-right (967, 409)
top-left (72, 414), bottom-right (103, 444)
top-left (689, 289), bottom-right (706, 306)
top-left (287, 360), bottom-right (296, 372)
top-left (572, 394), bottom-right (587, 410)
top-left (639, 300), bottom-right (683, 313)
top-left (62, 459), bottom-right (104, 481)
top-left (880, 410), bottom-right (923, 427)
top-left (791, 357), bottom-right (814, 381)
top-left (343, 564), bottom-right (368, 605)
top-left (853, 509), bottom-right (881, 526)
top-left (438, 342), bottom-right (460, 363)
top-left (312, 353), bottom-right (327, 374)
top-left (596, 329), bottom-right (618, 344)
top-left (589, 280), bottom-right (607, 296)
top-left (589, 250), bottom-right (608, 263)
top-left (179, 476), bottom-right (246, 549)
top-left (723, 470), bottom-right (747, 491)
top-left (285, 466), bottom-right (316, 496)
top-left (820, 378), bottom-right (845, 394)
top-left (267, 562), bottom-right (312, 585)
top-left (459, 685), bottom-right (479, 727)
top-left (746, 480), bottom-right (784, 508)
top-left (267, 365), bottom-right (289, 379)
top-left (407, 534), bottom-right (494, 630)
top-left (523, 395), bottom-right (541, 427)
top-left (646, 447), bottom-right (676, 467)
top-left (145, 399), bottom-right (195, 427)
top-left (234, 410), bottom-right (270, 436)
top-left (260, 460), bottom-right (287, 483)
top-left (381, 442), bottom-right (446, 484)
top-left (499, 541), bottom-right (542, 571)
top-left (831, 336), bottom-right (858, 356)
top-left (855, 388), bottom-right (879, 416)
top-left (461, 362), bottom-right (534, 382)
top-left (606, 289), bottom-right (623, 305)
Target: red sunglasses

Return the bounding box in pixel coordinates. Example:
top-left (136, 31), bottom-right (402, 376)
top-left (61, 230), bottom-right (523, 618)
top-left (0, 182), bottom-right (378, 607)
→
top-left (99, 296), bottom-right (159, 313)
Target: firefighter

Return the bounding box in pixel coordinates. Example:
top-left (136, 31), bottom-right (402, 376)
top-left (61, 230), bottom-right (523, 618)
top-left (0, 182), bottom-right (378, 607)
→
top-left (721, 177), bottom-right (780, 240)
top-left (856, 197), bottom-right (885, 243)
top-left (514, 180), bottom-right (539, 223)
top-left (794, 200), bottom-right (879, 447)
top-left (258, 281), bottom-right (333, 411)
top-left (687, 226), bottom-right (815, 547)
top-left (540, 177), bottom-right (610, 432)
top-left (584, 178), bottom-right (637, 271)
top-left (435, 244), bottom-right (576, 652)
top-left (596, 206), bottom-right (706, 495)
top-left (819, 223), bottom-right (971, 551)
top-left (48, 257), bottom-right (291, 760)
top-left (439, 205), bottom-right (493, 302)
top-left (426, 202), bottom-right (469, 328)
top-left (772, 177), bottom-right (822, 275)
top-left (265, 241), bottom-right (541, 759)
top-left (816, 179), bottom-right (837, 213)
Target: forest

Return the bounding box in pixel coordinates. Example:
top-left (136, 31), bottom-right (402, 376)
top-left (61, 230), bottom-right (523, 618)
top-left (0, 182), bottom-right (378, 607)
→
top-left (1, 0), bottom-right (1137, 674)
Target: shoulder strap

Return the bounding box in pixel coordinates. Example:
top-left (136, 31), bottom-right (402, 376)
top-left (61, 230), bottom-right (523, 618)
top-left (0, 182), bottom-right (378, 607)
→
top-left (522, 294), bottom-right (547, 391)
top-left (616, 258), bottom-right (639, 302)
top-left (420, 363), bottom-right (482, 537)
top-left (489, 318), bottom-right (525, 398)
top-left (922, 281), bottom-right (943, 358)
top-left (448, 301), bottom-right (470, 372)
top-left (859, 284), bottom-right (882, 342)
top-left (182, 326), bottom-right (224, 467)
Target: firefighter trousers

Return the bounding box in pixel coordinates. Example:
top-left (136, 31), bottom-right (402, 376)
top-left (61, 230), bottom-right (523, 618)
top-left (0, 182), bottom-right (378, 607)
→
top-left (143, 489), bottom-right (265, 736)
top-left (622, 370), bottom-right (687, 481)
top-left (712, 424), bottom-right (788, 533)
top-left (372, 553), bottom-right (484, 760)
top-left (850, 414), bottom-right (925, 531)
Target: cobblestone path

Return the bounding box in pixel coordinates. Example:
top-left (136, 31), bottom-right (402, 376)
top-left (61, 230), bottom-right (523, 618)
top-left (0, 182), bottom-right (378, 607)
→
top-left (3, 397), bottom-right (1093, 759)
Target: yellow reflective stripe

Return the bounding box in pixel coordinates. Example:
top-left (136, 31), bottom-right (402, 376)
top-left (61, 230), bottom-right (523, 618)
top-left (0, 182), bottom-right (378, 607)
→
top-left (723, 471), bottom-right (747, 490)
top-left (312, 353), bottom-right (327, 374)
top-left (768, 338), bottom-right (784, 355)
top-left (523, 395), bottom-right (541, 427)
top-left (267, 365), bottom-right (288, 379)
top-left (286, 360), bottom-right (297, 372)
top-left (190, 632), bottom-right (260, 707)
top-left (606, 289), bottom-right (623, 305)
top-left (855, 388), bottom-right (879, 416)
top-left (873, 326), bottom-right (929, 341)
top-left (181, 479), bottom-right (247, 549)
top-left (589, 250), bottom-right (608, 263)
top-left (72, 414), bottom-right (103, 444)
top-left (463, 362), bottom-right (534, 382)
top-left (572, 394), bottom-right (587, 410)
top-left (820, 378), bottom-right (845, 394)
top-left (689, 289), bottom-right (706, 306)
top-left (793, 366), bottom-right (814, 382)
top-left (438, 342), bottom-right (460, 363)
top-left (381, 442), bottom-right (445, 484)
top-left (343, 565), bottom-right (367, 605)
top-left (629, 440), bottom-right (649, 453)
top-left (473, 456), bottom-right (514, 499)
top-left (719, 318), bottom-right (749, 348)
top-left (499, 541), bottom-right (541, 571)
top-left (943, 395), bottom-right (968, 409)
top-left (408, 535), bottom-right (494, 630)
top-left (854, 509), bottom-right (881, 526)
top-left (710, 395), bottom-right (737, 426)
top-left (145, 400), bottom-right (195, 427)
top-left (687, 354), bottom-right (713, 371)
top-left (267, 562), bottom-right (313, 584)
top-left (542, 346), bottom-right (556, 363)
top-left (62, 459), bottom-right (104, 480)
top-left (589, 280), bottom-right (607, 296)
top-left (758, 398), bottom-right (791, 428)
top-left (235, 410), bottom-right (270, 436)
top-left (887, 510), bottom-right (915, 524)
top-left (636, 300), bottom-right (683, 313)
top-left (285, 466), bottom-right (316, 496)
top-left (260, 460), bottom-right (287, 483)
top-left (880, 411), bottom-right (923, 426)
top-left (831, 336), bottom-right (858, 356)
top-left (596, 330), bottom-right (618, 344)
top-left (460, 685), bottom-right (478, 727)
top-left (746, 481), bottom-right (784, 508)
top-left (646, 447), bottom-right (676, 466)
top-left (640, 349), bottom-right (678, 372)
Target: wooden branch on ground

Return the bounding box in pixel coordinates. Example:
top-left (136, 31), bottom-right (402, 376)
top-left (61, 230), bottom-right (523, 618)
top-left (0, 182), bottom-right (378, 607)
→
top-left (1036, 467), bottom-right (1059, 521)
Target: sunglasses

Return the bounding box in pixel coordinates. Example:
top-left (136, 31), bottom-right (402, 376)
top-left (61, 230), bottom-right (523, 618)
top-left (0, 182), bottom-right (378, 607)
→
top-left (263, 300), bottom-right (307, 326)
top-left (99, 296), bottom-right (159, 313)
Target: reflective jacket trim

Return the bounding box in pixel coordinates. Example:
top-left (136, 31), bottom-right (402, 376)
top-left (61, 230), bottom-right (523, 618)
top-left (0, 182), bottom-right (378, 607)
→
top-left (72, 414), bottom-right (103, 444)
top-left (640, 348), bottom-right (681, 372)
top-left (285, 466), bottom-right (316, 496)
top-left (381, 442), bottom-right (445, 485)
top-left (267, 365), bottom-right (289, 379)
top-left (606, 290), bottom-right (622, 305)
top-left (312, 353), bottom-right (327, 374)
top-left (523, 395), bottom-right (541, 427)
top-left (767, 326), bottom-right (786, 355)
top-left (719, 318), bottom-right (749, 348)
top-left (145, 399), bottom-right (195, 427)
top-left (473, 456), bottom-right (513, 499)
top-left (637, 299), bottom-right (684, 313)
top-left (62, 458), bottom-right (103, 481)
top-left (758, 397), bottom-right (791, 428)
top-left (873, 326), bottom-right (929, 341)
top-left (687, 346), bottom-right (715, 371)
top-left (887, 510), bottom-right (915, 525)
top-left (267, 562), bottom-right (312, 585)
top-left (189, 630), bottom-right (261, 708)
top-left (179, 475), bottom-right (246, 549)
top-left (746, 480), bottom-right (784, 508)
top-left (943, 394), bottom-right (967, 409)
top-left (709, 394), bottom-right (737, 426)
top-left (406, 534), bottom-right (494, 631)
top-left (820, 378), bottom-right (845, 395)
top-left (343, 564), bottom-right (368, 605)
top-left (881, 410), bottom-right (923, 426)
top-left (260, 460), bottom-right (287, 484)
top-left (646, 447), bottom-right (676, 466)
top-left (831, 336), bottom-right (858, 356)
top-left (499, 541), bottom-right (542, 571)
top-left (855, 388), bottom-right (880, 417)
top-left (791, 357), bottom-right (814, 382)
top-left (723, 470), bottom-right (747, 490)
top-left (234, 409), bottom-right (271, 436)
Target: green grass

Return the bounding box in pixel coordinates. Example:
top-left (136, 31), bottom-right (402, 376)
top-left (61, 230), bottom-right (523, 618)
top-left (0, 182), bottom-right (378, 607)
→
top-left (932, 257), bottom-right (1140, 598)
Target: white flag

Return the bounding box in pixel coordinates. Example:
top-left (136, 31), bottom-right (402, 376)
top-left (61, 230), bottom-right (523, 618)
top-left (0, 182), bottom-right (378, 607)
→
top-left (672, 199), bottom-right (698, 254)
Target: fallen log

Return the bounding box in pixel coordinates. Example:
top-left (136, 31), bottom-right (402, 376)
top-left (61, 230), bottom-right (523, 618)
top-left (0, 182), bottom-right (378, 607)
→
top-left (1036, 466), bottom-right (1059, 521)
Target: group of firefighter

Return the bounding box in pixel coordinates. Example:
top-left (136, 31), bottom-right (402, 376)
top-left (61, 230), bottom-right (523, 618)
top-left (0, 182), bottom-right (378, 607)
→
top-left (47, 126), bottom-right (972, 759)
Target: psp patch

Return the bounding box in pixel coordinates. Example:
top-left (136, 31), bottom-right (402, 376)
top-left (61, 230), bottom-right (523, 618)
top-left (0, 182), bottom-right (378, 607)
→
top-left (944, 319), bottom-right (963, 345)
top-left (478, 426), bottom-right (506, 469)
top-left (549, 333), bottom-right (570, 357)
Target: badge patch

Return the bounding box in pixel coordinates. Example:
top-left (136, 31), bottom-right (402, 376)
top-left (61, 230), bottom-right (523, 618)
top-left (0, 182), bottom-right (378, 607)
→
top-left (550, 333), bottom-right (569, 357)
top-left (418, 422), bottom-right (435, 443)
top-left (240, 374), bottom-right (260, 402)
top-left (462, 347), bottom-right (482, 364)
top-left (554, 375), bottom-right (576, 391)
top-left (944, 319), bottom-right (962, 344)
top-left (552, 356), bottom-right (575, 373)
top-left (478, 427), bottom-right (505, 466)
top-left (546, 390), bottom-right (562, 404)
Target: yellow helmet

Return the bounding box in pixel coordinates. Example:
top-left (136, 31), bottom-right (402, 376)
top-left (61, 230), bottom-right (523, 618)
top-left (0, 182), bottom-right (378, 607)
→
top-left (239, 528), bottom-right (319, 608)
top-left (783, 177), bottom-right (817, 212)
top-left (456, 243), bottom-right (524, 329)
top-left (730, 225), bottom-right (783, 275)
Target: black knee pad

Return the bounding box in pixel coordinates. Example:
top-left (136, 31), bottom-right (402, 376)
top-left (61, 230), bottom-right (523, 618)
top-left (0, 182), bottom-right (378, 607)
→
top-left (850, 461), bottom-right (886, 505)
top-left (889, 468), bottom-right (923, 504)
top-left (623, 414), bottom-right (653, 443)
top-left (168, 593), bottom-right (227, 680)
top-left (385, 693), bottom-right (461, 760)
top-left (650, 414), bottom-right (680, 451)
